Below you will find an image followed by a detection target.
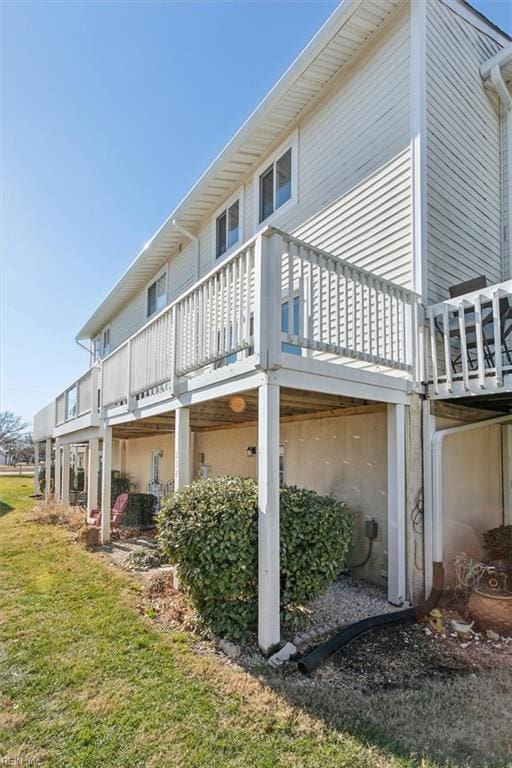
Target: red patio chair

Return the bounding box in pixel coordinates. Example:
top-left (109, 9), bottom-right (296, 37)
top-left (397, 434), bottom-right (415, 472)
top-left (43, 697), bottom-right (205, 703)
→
top-left (87, 493), bottom-right (129, 530)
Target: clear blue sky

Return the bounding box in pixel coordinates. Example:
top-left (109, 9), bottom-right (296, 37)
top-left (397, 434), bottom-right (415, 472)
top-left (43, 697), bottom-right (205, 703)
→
top-left (2, 0), bottom-right (511, 426)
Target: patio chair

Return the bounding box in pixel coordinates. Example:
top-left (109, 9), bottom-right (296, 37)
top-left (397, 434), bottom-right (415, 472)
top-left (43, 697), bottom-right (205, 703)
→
top-left (87, 493), bottom-right (129, 530)
top-left (436, 276), bottom-right (512, 374)
top-left (435, 277), bottom-right (493, 372)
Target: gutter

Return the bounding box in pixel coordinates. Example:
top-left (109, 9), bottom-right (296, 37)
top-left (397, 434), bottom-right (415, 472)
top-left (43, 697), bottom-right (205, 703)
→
top-left (171, 220), bottom-right (200, 282)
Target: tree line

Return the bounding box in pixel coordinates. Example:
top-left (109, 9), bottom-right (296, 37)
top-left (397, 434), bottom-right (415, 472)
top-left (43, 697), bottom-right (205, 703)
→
top-left (0, 411), bottom-right (34, 465)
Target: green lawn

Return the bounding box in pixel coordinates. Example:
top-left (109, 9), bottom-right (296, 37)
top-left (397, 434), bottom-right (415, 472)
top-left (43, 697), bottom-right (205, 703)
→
top-left (0, 478), bottom-right (435, 767)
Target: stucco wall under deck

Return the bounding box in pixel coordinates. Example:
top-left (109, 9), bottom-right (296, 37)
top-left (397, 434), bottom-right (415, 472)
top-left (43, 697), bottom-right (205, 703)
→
top-left (437, 417), bottom-right (503, 582)
top-left (122, 411), bottom-right (391, 588)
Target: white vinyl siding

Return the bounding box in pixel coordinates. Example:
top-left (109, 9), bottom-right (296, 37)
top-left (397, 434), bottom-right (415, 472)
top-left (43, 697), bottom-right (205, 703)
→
top-left (248, 5), bottom-right (413, 287)
top-left (425, 0), bottom-right (503, 303)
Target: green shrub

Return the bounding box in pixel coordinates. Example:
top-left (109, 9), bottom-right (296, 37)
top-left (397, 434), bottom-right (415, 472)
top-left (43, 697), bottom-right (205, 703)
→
top-left (40, 465), bottom-right (84, 494)
top-left (111, 471), bottom-right (131, 508)
top-left (38, 465), bottom-right (54, 493)
top-left (483, 524), bottom-right (512, 565)
top-left (158, 476), bottom-right (354, 639)
top-left (123, 493), bottom-right (157, 527)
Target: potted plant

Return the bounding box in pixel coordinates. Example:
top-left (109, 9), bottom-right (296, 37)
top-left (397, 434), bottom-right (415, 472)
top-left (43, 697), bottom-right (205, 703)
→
top-left (483, 524), bottom-right (512, 575)
top-left (468, 572), bottom-right (512, 635)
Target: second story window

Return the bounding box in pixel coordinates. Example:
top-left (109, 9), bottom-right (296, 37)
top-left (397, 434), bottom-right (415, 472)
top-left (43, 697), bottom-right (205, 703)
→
top-left (258, 147), bottom-right (294, 223)
top-left (94, 327), bottom-right (110, 360)
top-left (255, 131), bottom-right (297, 226)
top-left (102, 327), bottom-right (110, 357)
top-left (147, 272), bottom-right (166, 318)
top-left (214, 190), bottom-right (243, 260)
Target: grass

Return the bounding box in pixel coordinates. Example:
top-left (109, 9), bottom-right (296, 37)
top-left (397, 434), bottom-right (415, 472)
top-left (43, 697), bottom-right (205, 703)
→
top-left (0, 477), bottom-right (507, 768)
top-left (0, 477), bottom-right (414, 768)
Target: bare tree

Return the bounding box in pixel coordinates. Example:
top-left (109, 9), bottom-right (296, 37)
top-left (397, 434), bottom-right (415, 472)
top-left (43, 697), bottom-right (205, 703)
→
top-left (13, 433), bottom-right (34, 464)
top-left (0, 412), bottom-right (29, 464)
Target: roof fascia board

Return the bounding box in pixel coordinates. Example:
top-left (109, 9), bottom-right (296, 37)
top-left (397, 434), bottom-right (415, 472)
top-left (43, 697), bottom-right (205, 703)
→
top-left (440, 0), bottom-right (511, 47)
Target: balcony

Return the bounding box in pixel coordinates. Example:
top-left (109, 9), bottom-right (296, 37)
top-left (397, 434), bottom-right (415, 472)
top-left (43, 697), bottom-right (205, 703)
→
top-left (427, 280), bottom-right (512, 399)
top-left (33, 367), bottom-right (100, 441)
top-left (33, 227), bottom-right (421, 442)
top-left (99, 227), bottom-right (420, 418)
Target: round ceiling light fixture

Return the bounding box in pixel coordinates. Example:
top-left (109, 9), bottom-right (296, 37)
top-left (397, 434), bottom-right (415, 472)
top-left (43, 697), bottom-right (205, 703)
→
top-left (229, 395), bottom-right (247, 413)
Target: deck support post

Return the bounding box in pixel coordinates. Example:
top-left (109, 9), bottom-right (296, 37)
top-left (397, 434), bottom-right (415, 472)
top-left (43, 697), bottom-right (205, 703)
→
top-left (387, 403), bottom-right (406, 606)
top-left (33, 442), bottom-right (40, 495)
top-left (45, 438), bottom-right (52, 498)
top-left (83, 445), bottom-right (88, 492)
top-left (87, 437), bottom-right (100, 514)
top-left (61, 444), bottom-right (70, 505)
top-left (101, 427), bottom-right (113, 544)
top-left (54, 440), bottom-right (62, 501)
top-left (175, 407), bottom-right (191, 491)
top-left (257, 381), bottom-right (280, 653)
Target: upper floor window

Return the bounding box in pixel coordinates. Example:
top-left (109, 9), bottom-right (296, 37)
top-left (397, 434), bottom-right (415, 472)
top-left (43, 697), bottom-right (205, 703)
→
top-left (214, 188), bottom-right (243, 260)
top-left (147, 272), bottom-right (167, 318)
top-left (94, 326), bottom-right (110, 360)
top-left (256, 132), bottom-right (297, 225)
top-left (102, 327), bottom-right (110, 357)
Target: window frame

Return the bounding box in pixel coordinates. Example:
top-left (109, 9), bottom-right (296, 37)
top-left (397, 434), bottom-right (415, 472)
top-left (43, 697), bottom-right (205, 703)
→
top-left (101, 325), bottom-right (111, 357)
top-left (93, 324), bottom-right (111, 361)
top-left (146, 266), bottom-right (168, 319)
top-left (212, 186), bottom-right (244, 263)
top-left (253, 129), bottom-right (298, 229)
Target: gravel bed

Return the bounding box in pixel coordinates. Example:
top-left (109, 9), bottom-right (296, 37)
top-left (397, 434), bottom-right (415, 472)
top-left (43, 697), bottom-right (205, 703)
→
top-left (300, 574), bottom-right (399, 632)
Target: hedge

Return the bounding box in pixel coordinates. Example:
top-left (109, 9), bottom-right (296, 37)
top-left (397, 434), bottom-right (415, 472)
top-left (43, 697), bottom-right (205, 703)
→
top-left (158, 476), bottom-right (354, 639)
top-left (123, 493), bottom-right (158, 527)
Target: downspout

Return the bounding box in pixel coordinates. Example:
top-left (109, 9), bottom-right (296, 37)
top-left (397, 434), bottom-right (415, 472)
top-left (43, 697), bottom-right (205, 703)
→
top-left (298, 411), bottom-right (512, 674)
top-left (482, 60), bottom-right (512, 273)
top-left (75, 337), bottom-right (95, 367)
top-left (171, 219), bottom-right (200, 282)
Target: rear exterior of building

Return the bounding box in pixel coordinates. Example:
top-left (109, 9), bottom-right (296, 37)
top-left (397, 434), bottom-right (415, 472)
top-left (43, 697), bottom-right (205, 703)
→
top-left (33, 0), bottom-right (512, 651)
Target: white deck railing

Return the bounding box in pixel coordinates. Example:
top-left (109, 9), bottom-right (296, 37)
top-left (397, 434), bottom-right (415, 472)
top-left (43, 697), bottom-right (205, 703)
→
top-left (176, 241), bottom-right (255, 376)
top-left (55, 367), bottom-right (98, 426)
top-left (279, 231), bottom-right (417, 373)
top-left (427, 280), bottom-right (512, 397)
top-left (98, 227), bottom-right (419, 410)
top-left (33, 402), bottom-right (56, 441)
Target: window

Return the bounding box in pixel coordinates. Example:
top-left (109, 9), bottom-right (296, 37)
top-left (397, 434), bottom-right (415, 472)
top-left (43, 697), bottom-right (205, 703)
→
top-left (66, 385), bottom-right (77, 420)
top-left (147, 273), bottom-right (167, 318)
top-left (150, 450), bottom-right (161, 483)
top-left (258, 143), bottom-right (295, 224)
top-left (93, 327), bottom-right (110, 361)
top-left (214, 191), bottom-right (243, 260)
top-left (281, 296), bottom-right (301, 355)
top-left (102, 327), bottom-right (110, 357)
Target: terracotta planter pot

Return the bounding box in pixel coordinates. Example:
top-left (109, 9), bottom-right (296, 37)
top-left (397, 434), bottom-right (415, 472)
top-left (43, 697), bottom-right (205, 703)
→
top-left (468, 588), bottom-right (512, 635)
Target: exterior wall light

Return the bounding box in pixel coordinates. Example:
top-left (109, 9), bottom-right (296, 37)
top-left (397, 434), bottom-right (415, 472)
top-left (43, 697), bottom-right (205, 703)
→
top-left (246, 446), bottom-right (257, 457)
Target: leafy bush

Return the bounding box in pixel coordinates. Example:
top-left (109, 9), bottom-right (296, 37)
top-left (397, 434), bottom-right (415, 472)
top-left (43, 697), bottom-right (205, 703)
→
top-left (158, 477), bottom-right (354, 639)
top-left (111, 471), bottom-right (131, 508)
top-left (483, 525), bottom-right (512, 565)
top-left (38, 465), bottom-right (54, 494)
top-left (123, 493), bottom-right (157, 527)
top-left (39, 465), bottom-right (84, 493)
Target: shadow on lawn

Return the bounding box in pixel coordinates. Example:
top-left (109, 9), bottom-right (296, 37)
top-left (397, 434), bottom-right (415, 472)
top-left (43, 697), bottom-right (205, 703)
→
top-left (0, 500), bottom-right (14, 516)
top-left (253, 623), bottom-right (512, 768)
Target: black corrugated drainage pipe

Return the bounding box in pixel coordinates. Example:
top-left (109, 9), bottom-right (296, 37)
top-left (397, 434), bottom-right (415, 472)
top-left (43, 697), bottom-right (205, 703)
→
top-left (297, 562), bottom-right (444, 674)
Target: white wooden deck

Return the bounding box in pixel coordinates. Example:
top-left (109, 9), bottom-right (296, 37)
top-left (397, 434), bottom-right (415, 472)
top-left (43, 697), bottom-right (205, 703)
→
top-left (34, 227), bottom-right (421, 439)
top-left (427, 280), bottom-right (512, 399)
